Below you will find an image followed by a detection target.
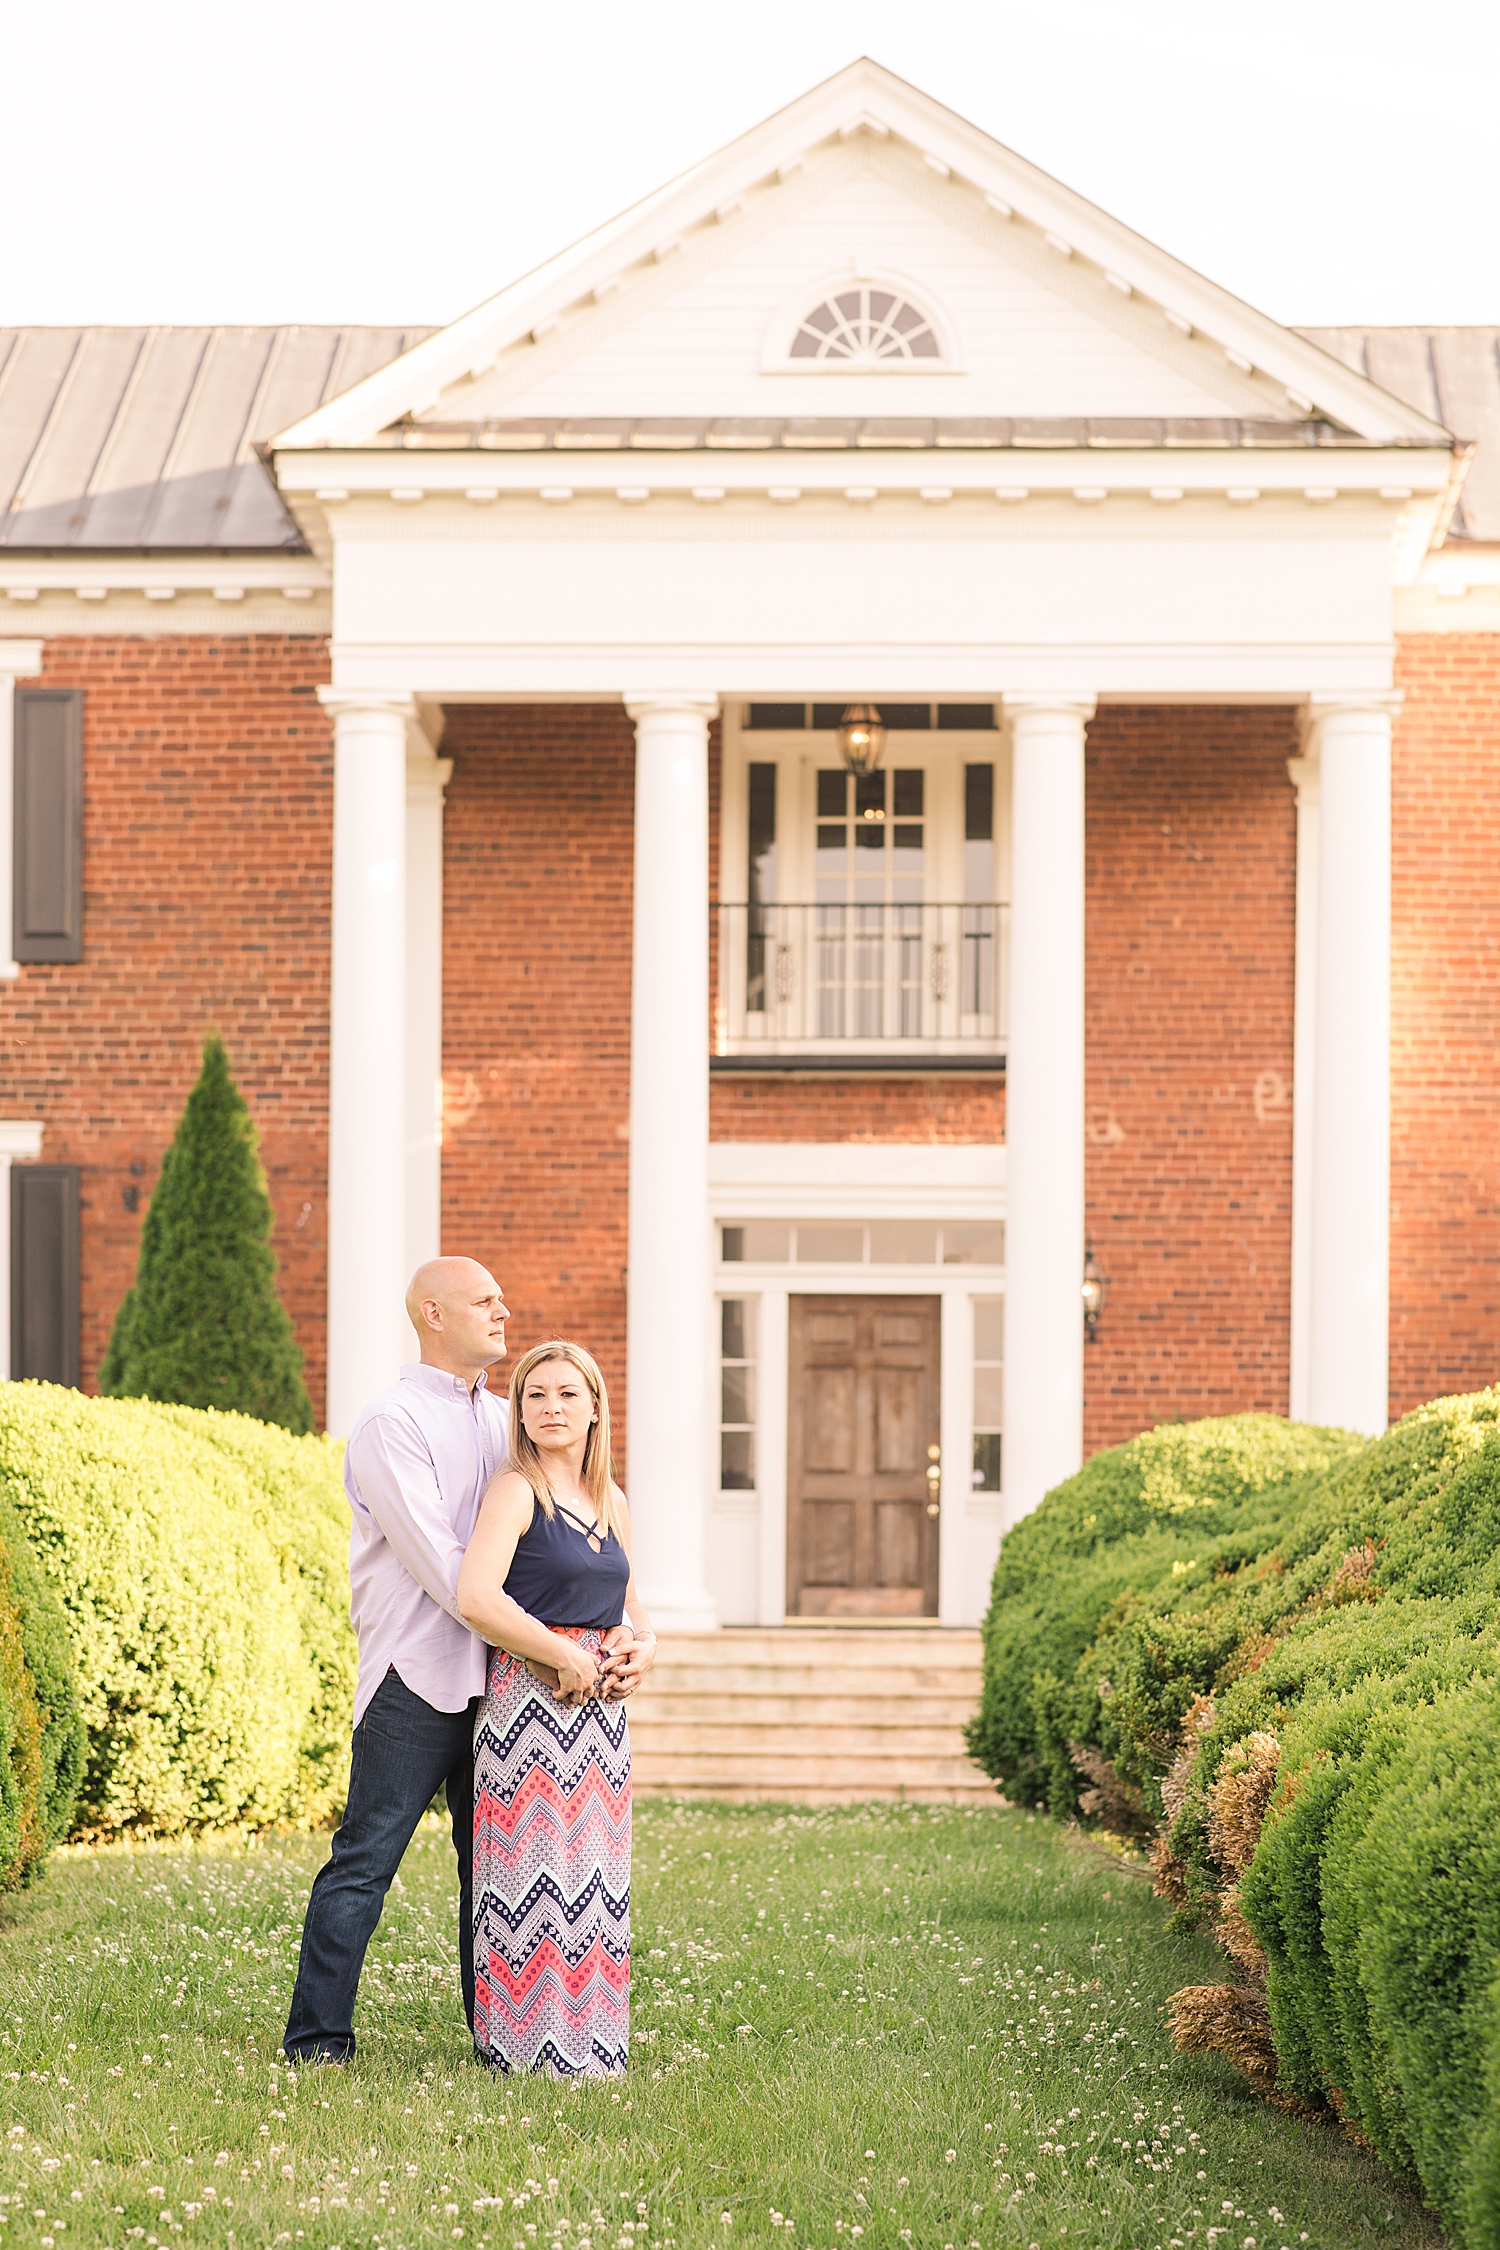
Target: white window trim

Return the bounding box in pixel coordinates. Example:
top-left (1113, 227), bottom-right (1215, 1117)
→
top-left (759, 267), bottom-right (964, 374)
top-left (708, 1138), bottom-right (1006, 1219)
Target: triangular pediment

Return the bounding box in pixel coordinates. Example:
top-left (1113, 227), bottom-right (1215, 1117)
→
top-left (273, 59), bottom-right (1450, 452)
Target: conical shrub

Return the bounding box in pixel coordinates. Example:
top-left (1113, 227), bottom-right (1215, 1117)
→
top-left (100, 1036), bottom-right (313, 1433)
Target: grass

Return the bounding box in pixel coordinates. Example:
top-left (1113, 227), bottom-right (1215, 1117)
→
top-left (0, 1799), bottom-right (1443, 2250)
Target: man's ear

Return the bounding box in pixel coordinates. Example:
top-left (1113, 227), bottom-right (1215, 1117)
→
top-left (423, 1298), bottom-right (444, 1331)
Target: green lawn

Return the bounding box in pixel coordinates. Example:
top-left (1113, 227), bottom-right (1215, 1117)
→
top-left (0, 1801), bottom-right (1442, 2250)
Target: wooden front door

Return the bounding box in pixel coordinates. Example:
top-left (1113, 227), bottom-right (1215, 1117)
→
top-left (787, 1294), bottom-right (941, 1618)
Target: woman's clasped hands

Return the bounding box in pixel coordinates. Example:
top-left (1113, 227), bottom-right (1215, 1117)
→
top-left (525, 1623), bottom-right (655, 1706)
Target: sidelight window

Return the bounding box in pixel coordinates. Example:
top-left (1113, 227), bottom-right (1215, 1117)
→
top-left (719, 1298), bottom-right (757, 1491)
top-left (972, 1298), bottom-right (1004, 1493)
top-left (746, 762), bottom-right (777, 1015)
top-left (962, 763), bottom-right (996, 1022)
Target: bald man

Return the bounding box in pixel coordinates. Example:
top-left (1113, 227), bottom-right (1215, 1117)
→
top-left (284, 1258), bottom-right (511, 2065)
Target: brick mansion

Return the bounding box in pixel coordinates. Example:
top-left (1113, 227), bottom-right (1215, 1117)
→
top-left (2, 59), bottom-right (1497, 1631)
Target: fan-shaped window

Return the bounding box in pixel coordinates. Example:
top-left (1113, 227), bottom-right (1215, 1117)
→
top-left (789, 286), bottom-right (942, 363)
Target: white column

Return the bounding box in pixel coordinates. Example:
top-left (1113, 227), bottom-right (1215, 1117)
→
top-left (0, 1121), bottom-right (45, 1381)
top-left (1001, 695), bottom-right (1095, 1524)
top-left (0, 643), bottom-right (46, 980)
top-left (320, 688), bottom-right (414, 1437)
top-left (405, 749), bottom-right (452, 1296)
top-left (1287, 752), bottom-right (1320, 1421)
top-left (624, 694), bottom-right (718, 1629)
top-left (1306, 694), bottom-right (1397, 1437)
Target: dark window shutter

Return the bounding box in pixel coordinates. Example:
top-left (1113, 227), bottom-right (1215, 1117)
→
top-left (9, 1164), bottom-right (81, 1387)
top-left (14, 687), bottom-right (83, 963)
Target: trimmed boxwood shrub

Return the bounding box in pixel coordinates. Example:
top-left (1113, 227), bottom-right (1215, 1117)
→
top-left (1318, 1679), bottom-right (1500, 2237)
top-left (971, 1388), bottom-right (1500, 2246)
top-left (0, 1492), bottom-right (84, 1887)
top-left (965, 1414), bottom-right (1361, 1813)
top-left (0, 1383), bottom-right (355, 1837)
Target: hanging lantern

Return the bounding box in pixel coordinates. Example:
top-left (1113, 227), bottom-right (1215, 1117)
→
top-left (837, 702), bottom-right (886, 776)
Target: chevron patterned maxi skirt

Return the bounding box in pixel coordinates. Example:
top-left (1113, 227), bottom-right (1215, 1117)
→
top-left (472, 1631), bottom-right (631, 2075)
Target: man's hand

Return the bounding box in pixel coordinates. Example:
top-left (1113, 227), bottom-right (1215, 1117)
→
top-left (598, 1624), bottom-right (657, 1701)
top-left (539, 1633), bottom-right (601, 1706)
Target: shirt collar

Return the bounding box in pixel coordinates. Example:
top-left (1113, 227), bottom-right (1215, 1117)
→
top-left (401, 1361), bottom-right (492, 1405)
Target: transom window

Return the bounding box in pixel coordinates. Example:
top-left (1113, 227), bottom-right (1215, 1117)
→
top-left (790, 286), bottom-right (941, 362)
top-left (719, 1221), bottom-right (1005, 1266)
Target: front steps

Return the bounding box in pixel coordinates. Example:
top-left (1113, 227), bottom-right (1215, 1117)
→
top-left (628, 1625), bottom-right (999, 1806)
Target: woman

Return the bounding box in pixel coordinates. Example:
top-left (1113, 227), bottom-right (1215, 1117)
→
top-left (456, 1340), bottom-right (656, 2076)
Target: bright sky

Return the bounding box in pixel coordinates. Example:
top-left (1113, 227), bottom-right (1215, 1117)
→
top-left (9, 0), bottom-right (1499, 332)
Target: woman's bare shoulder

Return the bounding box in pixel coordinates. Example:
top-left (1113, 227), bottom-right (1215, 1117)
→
top-left (482, 1467), bottom-right (538, 1518)
top-left (609, 1482), bottom-right (631, 1523)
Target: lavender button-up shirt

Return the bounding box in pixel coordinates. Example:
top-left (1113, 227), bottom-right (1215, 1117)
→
top-left (344, 1362), bottom-right (510, 1726)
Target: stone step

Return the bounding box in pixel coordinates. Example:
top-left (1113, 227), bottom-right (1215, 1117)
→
top-left (632, 1783), bottom-right (993, 1806)
top-left (628, 1626), bottom-right (995, 1806)
top-left (647, 1638), bottom-right (985, 1674)
top-left (631, 1751), bottom-right (997, 1792)
top-left (636, 1702), bottom-right (980, 1735)
top-left (641, 1670), bottom-right (982, 1701)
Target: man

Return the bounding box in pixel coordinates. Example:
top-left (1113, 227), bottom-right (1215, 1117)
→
top-left (283, 1257), bottom-right (512, 2064)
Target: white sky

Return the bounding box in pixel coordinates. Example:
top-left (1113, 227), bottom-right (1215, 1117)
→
top-left (8, 0), bottom-right (1499, 332)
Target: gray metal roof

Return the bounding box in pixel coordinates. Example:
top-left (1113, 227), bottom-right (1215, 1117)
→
top-left (1297, 328), bottom-right (1500, 541)
top-left (0, 327), bottom-right (432, 550)
top-left (0, 321), bottom-right (1493, 551)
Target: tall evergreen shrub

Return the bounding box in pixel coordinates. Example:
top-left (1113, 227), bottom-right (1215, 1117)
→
top-left (101, 1036), bottom-right (312, 1433)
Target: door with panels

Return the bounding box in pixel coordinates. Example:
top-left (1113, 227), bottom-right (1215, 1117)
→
top-left (786, 1294), bottom-right (940, 1616)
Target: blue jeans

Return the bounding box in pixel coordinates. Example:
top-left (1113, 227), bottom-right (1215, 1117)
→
top-left (283, 1666), bottom-right (478, 2062)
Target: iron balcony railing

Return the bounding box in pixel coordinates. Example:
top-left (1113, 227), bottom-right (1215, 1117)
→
top-left (714, 900), bottom-right (1009, 1056)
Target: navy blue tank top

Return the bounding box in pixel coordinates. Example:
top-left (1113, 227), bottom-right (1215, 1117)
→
top-left (502, 1492), bottom-right (630, 1628)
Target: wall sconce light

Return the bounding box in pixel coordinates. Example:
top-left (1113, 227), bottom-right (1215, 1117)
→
top-left (1082, 1245), bottom-right (1109, 1342)
top-left (837, 702), bottom-right (886, 776)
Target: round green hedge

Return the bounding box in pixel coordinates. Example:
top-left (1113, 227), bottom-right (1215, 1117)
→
top-left (0, 1383), bottom-right (355, 1837)
top-left (0, 1486), bottom-right (84, 1882)
top-left (969, 1388), bottom-right (1500, 2247)
top-left (965, 1412), bottom-right (1362, 1812)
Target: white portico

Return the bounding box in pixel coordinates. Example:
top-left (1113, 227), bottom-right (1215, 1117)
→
top-left (273, 60), bottom-right (1454, 1626)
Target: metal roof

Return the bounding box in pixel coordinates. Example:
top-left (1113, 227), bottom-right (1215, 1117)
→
top-left (0, 327), bottom-right (432, 550)
top-left (0, 321), bottom-right (1493, 551)
top-left (1297, 328), bottom-right (1500, 541)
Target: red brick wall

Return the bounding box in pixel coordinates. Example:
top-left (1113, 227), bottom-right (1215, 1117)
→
top-left (1083, 706), bottom-right (1299, 1452)
top-left (0, 636), bottom-right (333, 1411)
top-left (19, 653), bottom-right (1485, 1457)
top-left (439, 704), bottom-right (638, 1448)
top-left (1390, 633), bottom-right (1500, 1414)
top-left (709, 1077), bottom-right (1004, 1141)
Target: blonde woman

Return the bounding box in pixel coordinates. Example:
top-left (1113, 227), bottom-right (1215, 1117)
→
top-left (456, 1341), bottom-right (656, 2075)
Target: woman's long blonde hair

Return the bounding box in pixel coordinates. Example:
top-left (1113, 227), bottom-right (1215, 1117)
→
top-left (508, 1340), bottom-right (621, 1542)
